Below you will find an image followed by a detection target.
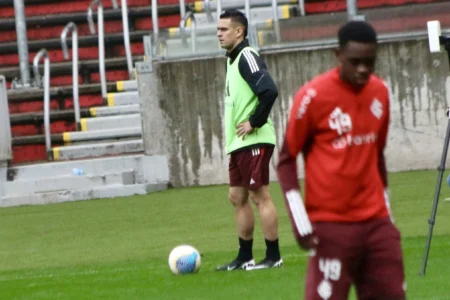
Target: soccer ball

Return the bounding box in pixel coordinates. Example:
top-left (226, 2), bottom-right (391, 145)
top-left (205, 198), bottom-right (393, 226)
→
top-left (168, 245), bottom-right (201, 275)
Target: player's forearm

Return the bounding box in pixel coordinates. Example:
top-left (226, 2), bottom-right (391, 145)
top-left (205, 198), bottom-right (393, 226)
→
top-left (277, 150), bottom-right (301, 193)
top-left (277, 146), bottom-right (314, 244)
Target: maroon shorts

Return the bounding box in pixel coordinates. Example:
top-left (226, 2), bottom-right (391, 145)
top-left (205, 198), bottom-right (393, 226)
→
top-left (305, 217), bottom-right (405, 300)
top-left (229, 146), bottom-right (273, 191)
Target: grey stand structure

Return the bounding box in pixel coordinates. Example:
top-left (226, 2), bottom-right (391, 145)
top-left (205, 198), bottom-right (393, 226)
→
top-left (0, 76), bottom-right (12, 198)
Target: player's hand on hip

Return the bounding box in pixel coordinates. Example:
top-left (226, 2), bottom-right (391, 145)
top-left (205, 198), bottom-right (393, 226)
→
top-left (236, 121), bottom-right (253, 140)
top-left (297, 233), bottom-right (319, 251)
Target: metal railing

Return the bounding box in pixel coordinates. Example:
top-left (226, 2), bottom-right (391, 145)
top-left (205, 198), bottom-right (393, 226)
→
top-left (347, 0), bottom-right (357, 20)
top-left (87, 0), bottom-right (115, 100)
top-left (203, 0), bottom-right (222, 21)
top-left (61, 22), bottom-right (81, 131)
top-left (205, 0), bottom-right (213, 23)
top-left (299, 0), bottom-right (305, 16)
top-left (120, 0), bottom-right (133, 78)
top-left (33, 49), bottom-right (52, 160)
top-left (152, 0), bottom-right (159, 51)
top-left (346, 0), bottom-right (364, 20)
top-left (216, 0), bottom-right (222, 19)
top-left (13, 0), bottom-right (31, 88)
top-left (180, 11), bottom-right (197, 54)
top-left (271, 0), bottom-right (281, 43)
top-left (245, 0), bottom-right (251, 26)
top-left (179, 0), bottom-right (186, 20)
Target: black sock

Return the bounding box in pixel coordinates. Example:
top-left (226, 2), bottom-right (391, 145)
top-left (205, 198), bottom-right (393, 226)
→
top-left (265, 238), bottom-right (281, 260)
top-left (237, 237), bottom-right (253, 261)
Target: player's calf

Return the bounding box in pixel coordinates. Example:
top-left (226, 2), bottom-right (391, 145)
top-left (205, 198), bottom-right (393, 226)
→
top-left (249, 186), bottom-right (282, 265)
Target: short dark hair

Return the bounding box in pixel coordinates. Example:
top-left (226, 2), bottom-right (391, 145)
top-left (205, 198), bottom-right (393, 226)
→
top-left (220, 9), bottom-right (248, 38)
top-left (338, 21), bottom-right (377, 48)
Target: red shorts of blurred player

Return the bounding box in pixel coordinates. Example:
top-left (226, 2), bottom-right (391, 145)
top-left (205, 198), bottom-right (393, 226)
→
top-left (229, 146), bottom-right (274, 191)
top-left (305, 217), bottom-right (406, 300)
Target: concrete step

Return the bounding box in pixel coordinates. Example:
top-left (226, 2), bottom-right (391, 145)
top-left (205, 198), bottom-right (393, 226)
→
top-left (53, 139), bottom-right (144, 161)
top-left (5, 170), bottom-right (135, 195)
top-left (63, 127), bottom-right (142, 143)
top-left (90, 104), bottom-right (140, 117)
top-left (107, 91), bottom-right (139, 106)
top-left (10, 105), bottom-right (140, 125)
top-left (81, 114), bottom-right (141, 131)
top-left (0, 183), bottom-right (168, 207)
top-left (116, 80), bottom-right (138, 92)
top-left (65, 137), bottom-right (141, 146)
top-left (7, 154), bottom-right (169, 183)
top-left (68, 137), bottom-right (141, 146)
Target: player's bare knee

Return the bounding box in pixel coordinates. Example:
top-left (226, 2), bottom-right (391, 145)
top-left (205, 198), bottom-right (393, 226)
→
top-left (228, 191), bottom-right (247, 207)
top-left (249, 189), bottom-right (272, 207)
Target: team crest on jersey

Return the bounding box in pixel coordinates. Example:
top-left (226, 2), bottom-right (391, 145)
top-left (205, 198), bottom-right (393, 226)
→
top-left (370, 98), bottom-right (383, 119)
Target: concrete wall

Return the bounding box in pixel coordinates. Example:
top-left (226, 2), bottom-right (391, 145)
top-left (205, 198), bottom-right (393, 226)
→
top-left (138, 39), bottom-right (450, 187)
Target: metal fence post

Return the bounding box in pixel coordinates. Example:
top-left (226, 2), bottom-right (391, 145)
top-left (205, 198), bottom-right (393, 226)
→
top-left (347, 0), bottom-right (364, 21)
top-left (179, 0), bottom-right (186, 20)
top-left (272, 0), bottom-right (280, 43)
top-left (152, 0), bottom-right (159, 51)
top-left (13, 0), bottom-right (31, 88)
top-left (216, 0), bottom-right (222, 19)
top-left (204, 0), bottom-right (213, 23)
top-left (298, 0), bottom-right (305, 16)
top-left (245, 0), bottom-right (251, 27)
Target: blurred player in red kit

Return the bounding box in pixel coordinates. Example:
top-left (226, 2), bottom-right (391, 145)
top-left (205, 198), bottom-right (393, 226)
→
top-left (277, 21), bottom-right (406, 300)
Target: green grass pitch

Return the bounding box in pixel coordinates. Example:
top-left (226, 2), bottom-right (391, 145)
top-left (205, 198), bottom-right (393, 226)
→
top-left (1, 170), bottom-right (450, 299)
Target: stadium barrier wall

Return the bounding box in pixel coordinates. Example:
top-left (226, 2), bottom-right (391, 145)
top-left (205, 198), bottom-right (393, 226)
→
top-left (0, 76), bottom-right (12, 197)
top-left (138, 38), bottom-right (450, 187)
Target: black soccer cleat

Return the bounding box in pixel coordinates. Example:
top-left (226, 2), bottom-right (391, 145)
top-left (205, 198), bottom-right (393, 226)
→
top-left (215, 258), bottom-right (255, 271)
top-left (246, 257), bottom-right (283, 271)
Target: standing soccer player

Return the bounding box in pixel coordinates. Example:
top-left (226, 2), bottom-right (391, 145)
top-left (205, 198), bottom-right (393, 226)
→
top-left (277, 21), bottom-right (406, 299)
top-left (215, 9), bottom-right (282, 271)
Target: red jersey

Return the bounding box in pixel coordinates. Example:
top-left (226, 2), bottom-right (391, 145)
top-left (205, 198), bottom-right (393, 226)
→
top-left (277, 67), bottom-right (390, 225)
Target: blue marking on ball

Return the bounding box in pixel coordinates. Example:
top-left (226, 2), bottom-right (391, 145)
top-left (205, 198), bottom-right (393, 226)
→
top-left (176, 251), bottom-right (198, 274)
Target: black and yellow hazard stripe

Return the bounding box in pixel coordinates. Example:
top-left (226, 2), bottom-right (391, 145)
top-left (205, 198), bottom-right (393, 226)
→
top-left (194, 1), bottom-right (203, 12)
top-left (116, 81), bottom-right (125, 92)
top-left (80, 118), bottom-right (88, 132)
top-left (53, 147), bottom-right (61, 160)
top-left (107, 93), bottom-right (115, 106)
